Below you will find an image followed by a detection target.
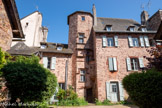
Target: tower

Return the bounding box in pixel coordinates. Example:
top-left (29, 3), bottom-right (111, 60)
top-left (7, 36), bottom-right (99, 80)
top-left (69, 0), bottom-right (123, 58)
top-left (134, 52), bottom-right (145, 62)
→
top-left (141, 10), bottom-right (149, 25)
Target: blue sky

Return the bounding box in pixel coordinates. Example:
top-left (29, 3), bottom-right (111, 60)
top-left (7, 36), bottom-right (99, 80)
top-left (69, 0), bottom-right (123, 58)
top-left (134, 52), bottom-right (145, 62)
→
top-left (15, 0), bottom-right (162, 44)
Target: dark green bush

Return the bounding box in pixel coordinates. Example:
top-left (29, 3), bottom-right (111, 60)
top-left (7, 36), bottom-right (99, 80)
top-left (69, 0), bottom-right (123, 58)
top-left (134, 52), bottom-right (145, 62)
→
top-left (2, 56), bottom-right (57, 103)
top-left (122, 68), bottom-right (162, 108)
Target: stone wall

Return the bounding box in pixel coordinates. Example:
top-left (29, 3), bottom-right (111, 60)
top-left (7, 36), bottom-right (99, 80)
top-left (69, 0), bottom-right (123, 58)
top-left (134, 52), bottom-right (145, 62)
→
top-left (94, 33), bottom-right (155, 101)
top-left (39, 53), bottom-right (73, 87)
top-left (0, 0), bottom-right (13, 51)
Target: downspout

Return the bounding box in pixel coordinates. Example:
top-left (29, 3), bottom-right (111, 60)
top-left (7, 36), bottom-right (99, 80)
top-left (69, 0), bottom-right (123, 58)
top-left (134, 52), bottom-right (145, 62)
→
top-left (65, 60), bottom-right (68, 90)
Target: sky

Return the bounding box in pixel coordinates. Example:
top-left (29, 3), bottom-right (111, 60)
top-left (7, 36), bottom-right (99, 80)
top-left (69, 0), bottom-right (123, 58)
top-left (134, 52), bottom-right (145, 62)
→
top-left (15, 0), bottom-right (162, 44)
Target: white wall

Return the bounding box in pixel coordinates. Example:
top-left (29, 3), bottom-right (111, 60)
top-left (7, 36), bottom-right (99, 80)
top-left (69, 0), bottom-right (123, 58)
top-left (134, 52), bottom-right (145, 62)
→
top-left (11, 11), bottom-right (48, 47)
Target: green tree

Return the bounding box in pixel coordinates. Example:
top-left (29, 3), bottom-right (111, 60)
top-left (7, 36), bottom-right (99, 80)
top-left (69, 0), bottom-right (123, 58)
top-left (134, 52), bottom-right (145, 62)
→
top-left (122, 68), bottom-right (162, 108)
top-left (2, 55), bottom-right (57, 103)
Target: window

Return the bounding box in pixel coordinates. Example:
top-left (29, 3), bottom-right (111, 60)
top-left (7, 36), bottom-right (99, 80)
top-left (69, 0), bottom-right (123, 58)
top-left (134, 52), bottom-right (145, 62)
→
top-left (82, 16), bottom-right (85, 21)
top-left (132, 38), bottom-right (139, 47)
top-left (107, 37), bottom-right (114, 47)
top-left (130, 58), bottom-right (139, 71)
top-left (47, 57), bottom-right (51, 69)
top-left (141, 28), bottom-right (147, 32)
top-left (149, 39), bottom-right (155, 47)
top-left (41, 44), bottom-right (46, 49)
top-left (80, 70), bottom-right (86, 82)
top-left (79, 34), bottom-right (84, 43)
top-left (130, 27), bottom-right (134, 32)
top-left (59, 83), bottom-right (65, 90)
top-left (57, 46), bottom-right (62, 51)
top-left (108, 57), bottom-right (117, 71)
top-left (106, 26), bottom-right (112, 31)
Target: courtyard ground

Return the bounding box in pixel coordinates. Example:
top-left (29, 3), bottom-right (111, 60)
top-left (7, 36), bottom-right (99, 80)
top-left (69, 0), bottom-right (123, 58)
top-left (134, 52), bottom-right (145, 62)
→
top-left (50, 105), bottom-right (138, 108)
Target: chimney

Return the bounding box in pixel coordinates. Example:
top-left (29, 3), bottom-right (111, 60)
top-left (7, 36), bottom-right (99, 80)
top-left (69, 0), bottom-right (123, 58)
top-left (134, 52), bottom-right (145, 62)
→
top-left (92, 4), bottom-right (97, 26)
top-left (141, 11), bottom-right (149, 25)
top-left (42, 27), bottom-right (48, 42)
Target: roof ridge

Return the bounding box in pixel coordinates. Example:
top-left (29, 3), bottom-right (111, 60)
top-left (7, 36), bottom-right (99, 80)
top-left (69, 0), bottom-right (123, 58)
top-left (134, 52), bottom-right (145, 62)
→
top-left (97, 17), bottom-right (135, 21)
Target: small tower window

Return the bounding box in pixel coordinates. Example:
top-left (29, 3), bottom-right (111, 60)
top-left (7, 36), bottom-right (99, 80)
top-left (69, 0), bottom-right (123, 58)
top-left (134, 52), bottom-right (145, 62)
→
top-left (79, 33), bottom-right (84, 43)
top-left (82, 16), bottom-right (85, 21)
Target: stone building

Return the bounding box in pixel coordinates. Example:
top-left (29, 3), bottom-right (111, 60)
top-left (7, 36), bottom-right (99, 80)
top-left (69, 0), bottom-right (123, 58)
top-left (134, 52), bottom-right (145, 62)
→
top-left (12, 11), bottom-right (48, 47)
top-left (0, 0), bottom-right (24, 51)
top-left (7, 4), bottom-right (161, 103)
top-left (67, 5), bottom-right (157, 102)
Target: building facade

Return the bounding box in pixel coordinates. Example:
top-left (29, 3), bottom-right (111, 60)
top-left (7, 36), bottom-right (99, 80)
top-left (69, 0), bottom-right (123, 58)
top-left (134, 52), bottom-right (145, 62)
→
top-left (7, 4), bottom-right (161, 103)
top-left (0, 0), bottom-right (23, 51)
top-left (12, 11), bottom-right (48, 47)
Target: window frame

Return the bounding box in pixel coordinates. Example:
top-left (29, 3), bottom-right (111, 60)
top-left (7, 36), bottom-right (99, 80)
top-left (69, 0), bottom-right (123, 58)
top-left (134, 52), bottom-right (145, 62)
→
top-left (132, 37), bottom-right (139, 47)
top-left (130, 27), bottom-right (135, 32)
top-left (41, 44), bottom-right (47, 49)
top-left (57, 46), bottom-right (63, 51)
top-left (130, 58), bottom-right (139, 71)
top-left (81, 16), bottom-right (85, 21)
top-left (107, 37), bottom-right (115, 47)
top-left (78, 33), bottom-right (84, 44)
top-left (59, 83), bottom-right (65, 90)
top-left (47, 57), bottom-right (51, 69)
top-left (80, 70), bottom-right (86, 82)
top-left (106, 26), bottom-right (112, 31)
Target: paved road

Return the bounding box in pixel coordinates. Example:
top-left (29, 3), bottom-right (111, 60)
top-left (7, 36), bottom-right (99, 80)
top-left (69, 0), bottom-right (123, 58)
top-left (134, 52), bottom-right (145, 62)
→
top-left (50, 105), bottom-right (138, 108)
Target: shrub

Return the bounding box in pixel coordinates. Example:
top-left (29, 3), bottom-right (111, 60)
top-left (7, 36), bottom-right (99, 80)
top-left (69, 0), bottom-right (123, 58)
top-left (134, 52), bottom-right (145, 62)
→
top-left (122, 68), bottom-right (162, 108)
top-left (2, 56), bottom-right (57, 103)
top-left (95, 99), bottom-right (113, 105)
top-left (56, 88), bottom-right (88, 106)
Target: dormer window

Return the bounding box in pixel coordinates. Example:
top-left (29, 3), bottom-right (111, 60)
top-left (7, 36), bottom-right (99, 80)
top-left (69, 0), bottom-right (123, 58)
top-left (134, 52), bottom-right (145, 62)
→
top-left (106, 25), bottom-right (112, 31)
top-left (141, 28), bottom-right (147, 32)
top-left (41, 44), bottom-right (46, 49)
top-left (57, 46), bottom-right (63, 51)
top-left (130, 27), bottom-right (135, 32)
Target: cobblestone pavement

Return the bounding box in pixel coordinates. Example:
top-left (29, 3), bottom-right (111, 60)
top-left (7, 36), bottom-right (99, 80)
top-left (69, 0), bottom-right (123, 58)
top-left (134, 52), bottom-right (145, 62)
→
top-left (50, 105), bottom-right (138, 108)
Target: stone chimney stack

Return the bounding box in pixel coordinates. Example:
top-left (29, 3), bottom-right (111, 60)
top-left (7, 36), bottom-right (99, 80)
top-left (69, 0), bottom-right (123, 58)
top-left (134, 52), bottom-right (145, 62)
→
top-left (141, 11), bottom-right (149, 25)
top-left (92, 4), bottom-right (97, 26)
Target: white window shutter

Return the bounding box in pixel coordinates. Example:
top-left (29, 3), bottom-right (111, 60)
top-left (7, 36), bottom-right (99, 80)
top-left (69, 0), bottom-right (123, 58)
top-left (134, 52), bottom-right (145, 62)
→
top-left (113, 57), bottom-right (117, 71)
top-left (43, 57), bottom-right (48, 68)
top-left (144, 36), bottom-right (150, 47)
top-left (128, 36), bottom-right (133, 47)
top-left (139, 57), bottom-right (144, 68)
top-left (139, 36), bottom-right (145, 47)
top-left (119, 82), bottom-right (124, 101)
top-left (106, 82), bottom-right (111, 100)
top-left (51, 57), bottom-right (56, 70)
top-left (102, 36), bottom-right (107, 47)
top-left (114, 36), bottom-right (118, 47)
top-left (126, 58), bottom-right (132, 71)
top-left (108, 58), bottom-right (113, 71)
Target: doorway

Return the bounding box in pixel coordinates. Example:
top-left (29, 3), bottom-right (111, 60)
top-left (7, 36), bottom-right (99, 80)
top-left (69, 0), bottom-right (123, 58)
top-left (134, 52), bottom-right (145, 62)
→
top-left (110, 82), bottom-right (119, 102)
top-left (86, 88), bottom-right (93, 103)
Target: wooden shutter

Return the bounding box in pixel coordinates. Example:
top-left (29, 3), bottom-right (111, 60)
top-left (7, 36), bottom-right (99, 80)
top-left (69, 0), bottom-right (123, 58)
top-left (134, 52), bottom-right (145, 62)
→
top-left (144, 36), bottom-right (150, 47)
top-left (51, 57), bottom-right (56, 69)
top-left (113, 57), bottom-right (117, 71)
top-left (128, 36), bottom-right (133, 47)
top-left (109, 57), bottom-right (113, 71)
top-left (139, 36), bottom-right (145, 47)
top-left (106, 82), bottom-right (111, 100)
top-left (43, 57), bottom-right (48, 68)
top-left (126, 58), bottom-right (132, 71)
top-left (114, 36), bottom-right (118, 47)
top-left (139, 57), bottom-right (144, 68)
top-left (119, 82), bottom-right (124, 101)
top-left (102, 36), bottom-right (107, 47)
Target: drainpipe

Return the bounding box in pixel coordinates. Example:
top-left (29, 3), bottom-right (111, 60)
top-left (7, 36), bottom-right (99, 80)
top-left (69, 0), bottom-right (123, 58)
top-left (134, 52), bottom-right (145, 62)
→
top-left (65, 60), bottom-right (68, 90)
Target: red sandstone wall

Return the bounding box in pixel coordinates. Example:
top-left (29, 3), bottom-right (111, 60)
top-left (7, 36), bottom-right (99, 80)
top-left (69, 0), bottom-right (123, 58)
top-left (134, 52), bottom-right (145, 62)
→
top-left (94, 33), bottom-right (155, 101)
top-left (40, 53), bottom-right (73, 86)
top-left (0, 0), bottom-right (13, 51)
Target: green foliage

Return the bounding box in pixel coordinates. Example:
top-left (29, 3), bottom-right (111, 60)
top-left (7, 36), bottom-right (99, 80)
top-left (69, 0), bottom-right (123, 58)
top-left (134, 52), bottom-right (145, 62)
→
top-left (122, 68), bottom-right (162, 108)
top-left (0, 48), bottom-right (6, 72)
top-left (2, 55), bottom-right (57, 103)
top-left (56, 88), bottom-right (88, 106)
top-left (95, 99), bottom-right (113, 105)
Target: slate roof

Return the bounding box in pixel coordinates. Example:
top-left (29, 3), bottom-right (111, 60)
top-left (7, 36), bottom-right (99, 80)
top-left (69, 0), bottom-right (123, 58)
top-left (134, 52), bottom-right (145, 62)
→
top-left (7, 42), bottom-right (38, 56)
top-left (93, 17), bottom-right (156, 33)
top-left (155, 21), bottom-right (162, 40)
top-left (39, 42), bottom-right (73, 54)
